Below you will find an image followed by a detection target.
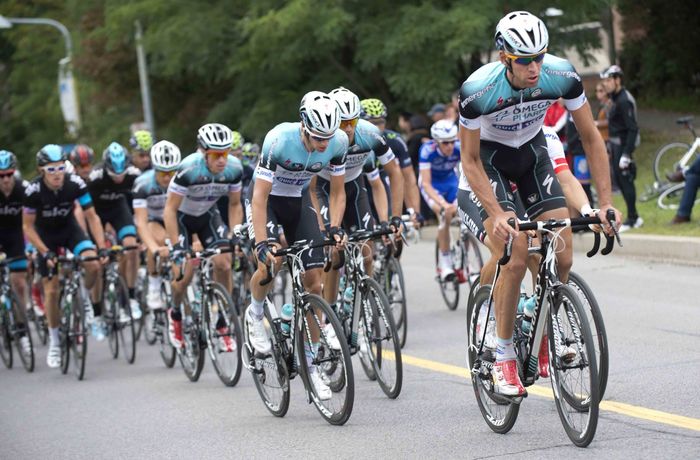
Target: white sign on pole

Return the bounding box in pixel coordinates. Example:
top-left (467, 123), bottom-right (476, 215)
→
top-left (58, 58), bottom-right (81, 138)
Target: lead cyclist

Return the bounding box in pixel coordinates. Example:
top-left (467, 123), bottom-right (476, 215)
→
top-left (459, 11), bottom-right (621, 397)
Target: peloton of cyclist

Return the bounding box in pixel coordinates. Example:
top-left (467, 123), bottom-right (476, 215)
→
top-left (459, 11), bottom-right (620, 396)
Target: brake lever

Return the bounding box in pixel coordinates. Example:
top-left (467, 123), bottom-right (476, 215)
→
top-left (587, 232), bottom-right (601, 258)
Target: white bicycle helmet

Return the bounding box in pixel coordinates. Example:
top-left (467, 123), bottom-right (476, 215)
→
top-left (197, 123), bottom-right (233, 150)
top-left (299, 91), bottom-right (340, 139)
top-left (495, 11), bottom-right (549, 56)
top-left (430, 119), bottom-right (458, 142)
top-left (151, 140), bottom-right (182, 172)
top-left (329, 87), bottom-right (361, 120)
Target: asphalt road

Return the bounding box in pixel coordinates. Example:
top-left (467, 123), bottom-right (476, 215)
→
top-left (1, 236), bottom-right (699, 459)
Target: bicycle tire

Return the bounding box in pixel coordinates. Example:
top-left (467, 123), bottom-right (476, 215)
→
top-left (27, 276), bottom-right (48, 346)
top-left (204, 282), bottom-right (243, 387)
top-left (462, 232), bottom-right (484, 288)
top-left (105, 281), bottom-right (120, 360)
top-left (548, 284), bottom-right (599, 447)
top-left (10, 292), bottom-right (34, 372)
top-left (59, 292), bottom-right (70, 375)
top-left (157, 285), bottom-right (177, 368)
top-left (116, 277), bottom-right (137, 364)
top-left (178, 296), bottom-right (205, 382)
top-left (361, 277), bottom-right (402, 399)
top-left (567, 272), bottom-right (609, 401)
top-left (467, 285), bottom-right (520, 434)
top-left (244, 300), bottom-right (290, 418)
top-left (435, 240), bottom-right (460, 310)
top-left (653, 142), bottom-right (691, 184)
top-left (296, 293), bottom-right (354, 425)
top-left (657, 181), bottom-right (700, 210)
top-left (0, 309), bottom-right (12, 369)
top-left (143, 309), bottom-right (158, 345)
top-left (134, 269), bottom-right (148, 342)
top-left (71, 291), bottom-right (88, 381)
top-left (384, 257), bottom-right (407, 348)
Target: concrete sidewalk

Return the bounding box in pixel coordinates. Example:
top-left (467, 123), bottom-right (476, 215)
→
top-left (415, 225), bottom-right (700, 266)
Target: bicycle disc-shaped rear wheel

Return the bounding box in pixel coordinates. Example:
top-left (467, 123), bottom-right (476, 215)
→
top-left (0, 310), bottom-right (13, 369)
top-left (116, 278), bottom-right (137, 364)
top-left (296, 294), bottom-right (354, 425)
top-left (435, 241), bottom-right (460, 310)
top-left (653, 142), bottom-right (691, 184)
top-left (243, 301), bottom-right (290, 418)
top-left (467, 285), bottom-right (520, 434)
top-left (567, 272), bottom-right (609, 401)
top-left (70, 292), bottom-right (88, 381)
top-left (383, 257), bottom-right (407, 348)
top-left (548, 284), bottom-right (600, 447)
top-left (179, 298), bottom-right (205, 382)
top-left (204, 283), bottom-right (243, 387)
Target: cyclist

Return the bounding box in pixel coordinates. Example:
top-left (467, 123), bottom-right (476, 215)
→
top-left (311, 87), bottom-right (404, 318)
top-left (68, 144), bottom-right (95, 181)
top-left (419, 119), bottom-right (461, 281)
top-left (87, 142), bottom-right (143, 323)
top-left (459, 11), bottom-right (620, 396)
top-left (129, 130), bottom-right (154, 172)
top-left (164, 123), bottom-right (243, 351)
top-left (133, 140), bottom-right (182, 311)
top-left (22, 145), bottom-right (107, 368)
top-left (0, 150), bottom-right (31, 356)
top-left (360, 98), bottom-right (423, 226)
top-left (245, 91), bottom-right (347, 400)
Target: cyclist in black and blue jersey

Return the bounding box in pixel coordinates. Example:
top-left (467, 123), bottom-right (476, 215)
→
top-left (245, 91), bottom-right (347, 400)
top-left (164, 123), bottom-right (243, 351)
top-left (88, 142), bottom-right (143, 323)
top-left (22, 145), bottom-right (107, 368)
top-left (133, 140), bottom-right (182, 312)
top-left (0, 150), bottom-right (31, 357)
top-left (459, 11), bottom-right (620, 396)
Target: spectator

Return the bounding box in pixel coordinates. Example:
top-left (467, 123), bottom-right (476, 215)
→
top-left (427, 103), bottom-right (446, 123)
top-left (398, 111), bottom-right (413, 139)
top-left (594, 82), bottom-right (611, 141)
top-left (601, 64), bottom-right (642, 231)
top-left (667, 156), bottom-right (700, 224)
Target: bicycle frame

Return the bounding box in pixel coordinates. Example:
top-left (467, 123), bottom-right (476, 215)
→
top-left (678, 137), bottom-right (700, 170)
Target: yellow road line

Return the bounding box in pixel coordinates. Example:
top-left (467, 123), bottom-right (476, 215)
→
top-left (397, 352), bottom-right (700, 433)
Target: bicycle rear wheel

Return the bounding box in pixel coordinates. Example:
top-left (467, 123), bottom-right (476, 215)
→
top-left (116, 277), bottom-right (137, 364)
top-left (435, 241), bottom-right (460, 310)
top-left (71, 292), bottom-right (88, 381)
top-left (105, 283), bottom-right (120, 360)
top-left (653, 142), bottom-right (691, 184)
top-left (134, 267), bottom-right (147, 341)
top-left (296, 294), bottom-right (354, 425)
top-left (548, 284), bottom-right (599, 447)
top-left (244, 300), bottom-right (290, 418)
top-left (158, 285), bottom-right (176, 368)
top-left (0, 309), bottom-right (12, 369)
top-left (467, 285), bottom-right (520, 434)
top-left (383, 257), bottom-right (407, 348)
top-left (567, 272), bottom-right (609, 400)
top-left (205, 283), bottom-right (243, 387)
top-left (179, 297), bottom-right (205, 382)
top-left (59, 293), bottom-right (70, 375)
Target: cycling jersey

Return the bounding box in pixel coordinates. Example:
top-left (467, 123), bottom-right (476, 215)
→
top-left (23, 174), bottom-right (93, 228)
top-left (0, 179), bottom-right (26, 229)
top-left (317, 119), bottom-right (394, 183)
top-left (255, 122), bottom-right (347, 197)
top-left (132, 169), bottom-right (167, 222)
top-left (87, 164), bottom-right (141, 210)
top-left (169, 152), bottom-right (243, 217)
top-left (458, 54), bottom-right (586, 148)
top-left (384, 129), bottom-right (412, 169)
top-left (419, 141), bottom-right (460, 203)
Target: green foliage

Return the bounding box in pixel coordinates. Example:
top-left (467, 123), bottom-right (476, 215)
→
top-left (1, 0), bottom-right (609, 171)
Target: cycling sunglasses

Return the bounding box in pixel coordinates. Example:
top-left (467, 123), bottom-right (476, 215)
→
top-left (439, 140), bottom-right (456, 145)
top-left (0, 170), bottom-right (15, 178)
top-left (206, 149), bottom-right (230, 160)
top-left (43, 165), bottom-right (66, 174)
top-left (340, 118), bottom-right (359, 129)
top-left (156, 170), bottom-right (176, 179)
top-left (304, 127), bottom-right (332, 142)
top-left (506, 52), bottom-right (546, 65)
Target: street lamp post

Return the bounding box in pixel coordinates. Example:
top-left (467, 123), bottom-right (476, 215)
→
top-left (0, 15), bottom-right (81, 138)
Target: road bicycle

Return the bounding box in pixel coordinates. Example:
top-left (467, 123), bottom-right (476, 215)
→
top-left (0, 254), bottom-right (34, 372)
top-left (102, 245), bottom-right (139, 365)
top-left (141, 252), bottom-right (177, 367)
top-left (466, 211), bottom-right (619, 447)
top-left (243, 239), bottom-right (354, 425)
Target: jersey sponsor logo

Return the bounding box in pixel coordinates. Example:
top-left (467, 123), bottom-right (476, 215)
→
top-left (544, 68), bottom-right (581, 81)
top-left (309, 161), bottom-right (324, 172)
top-left (25, 182), bottom-right (41, 195)
top-left (497, 96), bottom-right (504, 106)
top-left (320, 205), bottom-right (329, 222)
top-left (527, 193), bottom-right (539, 204)
top-left (41, 206), bottom-right (72, 218)
top-left (69, 174), bottom-right (86, 188)
top-left (542, 173), bottom-right (554, 196)
top-left (361, 212), bottom-right (371, 230)
top-left (99, 191), bottom-right (124, 201)
top-left (460, 82), bottom-right (496, 109)
top-left (531, 88), bottom-right (543, 98)
top-left (0, 205), bottom-right (22, 216)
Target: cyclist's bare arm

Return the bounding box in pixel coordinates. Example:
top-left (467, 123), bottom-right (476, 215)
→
top-left (329, 173), bottom-right (346, 228)
top-left (419, 168), bottom-right (444, 209)
top-left (22, 212), bottom-right (49, 256)
top-left (368, 175), bottom-right (389, 222)
top-left (135, 207), bottom-right (159, 252)
top-left (383, 159), bottom-right (404, 217)
top-left (227, 189), bottom-right (243, 232)
top-left (163, 192), bottom-right (185, 247)
top-left (251, 179), bottom-right (272, 245)
top-left (307, 176), bottom-right (326, 230)
top-left (84, 207), bottom-right (107, 249)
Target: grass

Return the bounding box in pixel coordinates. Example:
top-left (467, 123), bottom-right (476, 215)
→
top-left (607, 130), bottom-right (700, 237)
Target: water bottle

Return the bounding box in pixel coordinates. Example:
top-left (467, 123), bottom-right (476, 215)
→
top-left (520, 295), bottom-right (537, 334)
top-left (280, 303), bottom-right (294, 336)
top-left (342, 286), bottom-right (354, 314)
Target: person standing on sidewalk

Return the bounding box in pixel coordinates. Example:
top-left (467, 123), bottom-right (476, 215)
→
top-left (667, 155), bottom-right (700, 224)
top-left (601, 65), bottom-right (642, 231)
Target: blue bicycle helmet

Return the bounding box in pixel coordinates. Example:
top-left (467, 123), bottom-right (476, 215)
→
top-left (103, 142), bottom-right (129, 174)
top-left (0, 150), bottom-right (18, 171)
top-left (36, 144), bottom-right (66, 167)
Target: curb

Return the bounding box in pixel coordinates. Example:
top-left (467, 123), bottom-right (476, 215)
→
top-left (415, 225), bottom-right (700, 266)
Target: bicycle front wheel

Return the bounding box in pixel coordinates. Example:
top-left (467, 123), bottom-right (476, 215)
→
top-left (0, 309), bottom-right (12, 369)
top-left (11, 293), bottom-right (34, 372)
top-left (657, 182), bottom-right (700, 210)
top-left (205, 282), bottom-right (243, 387)
top-left (548, 284), bottom-right (600, 447)
top-left (116, 278), bottom-right (137, 364)
top-left (179, 298), bottom-right (205, 382)
top-left (70, 291), bottom-right (88, 381)
top-left (384, 257), bottom-right (407, 348)
top-left (653, 142), bottom-right (691, 184)
top-left (296, 294), bottom-right (354, 425)
top-left (467, 285), bottom-right (520, 434)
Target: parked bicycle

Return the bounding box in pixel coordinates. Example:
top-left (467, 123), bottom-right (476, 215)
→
top-left (466, 211), bottom-right (619, 447)
top-left (0, 254), bottom-right (34, 372)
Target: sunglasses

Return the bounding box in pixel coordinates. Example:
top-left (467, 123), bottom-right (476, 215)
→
top-left (206, 149), bottom-right (230, 160)
top-left (439, 140), bottom-right (456, 145)
top-left (340, 118), bottom-right (359, 129)
top-left (507, 52), bottom-right (546, 65)
top-left (43, 165), bottom-right (66, 174)
top-left (0, 171), bottom-right (15, 178)
top-left (304, 127), bottom-right (332, 142)
top-left (156, 170), bottom-right (176, 179)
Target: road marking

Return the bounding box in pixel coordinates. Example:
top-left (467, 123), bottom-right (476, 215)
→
top-left (397, 352), bottom-right (700, 433)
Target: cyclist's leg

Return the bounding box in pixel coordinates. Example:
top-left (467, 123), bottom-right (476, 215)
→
top-left (198, 207), bottom-right (233, 293)
top-left (312, 178), bottom-right (340, 308)
top-left (246, 195), bottom-right (283, 305)
top-left (170, 212), bottom-right (196, 309)
top-left (145, 220), bottom-right (167, 305)
top-left (1, 229), bottom-right (29, 317)
top-left (343, 179), bottom-right (376, 275)
top-left (108, 201), bottom-right (139, 304)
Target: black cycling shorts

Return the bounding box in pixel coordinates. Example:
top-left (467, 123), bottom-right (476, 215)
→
top-left (0, 228), bottom-right (27, 272)
top-left (245, 187), bottom-right (324, 270)
top-left (458, 185), bottom-right (528, 243)
top-left (95, 198), bottom-right (137, 242)
top-left (177, 207), bottom-right (228, 250)
top-left (315, 177), bottom-right (375, 233)
top-left (479, 129), bottom-right (566, 221)
top-left (36, 217), bottom-right (95, 277)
